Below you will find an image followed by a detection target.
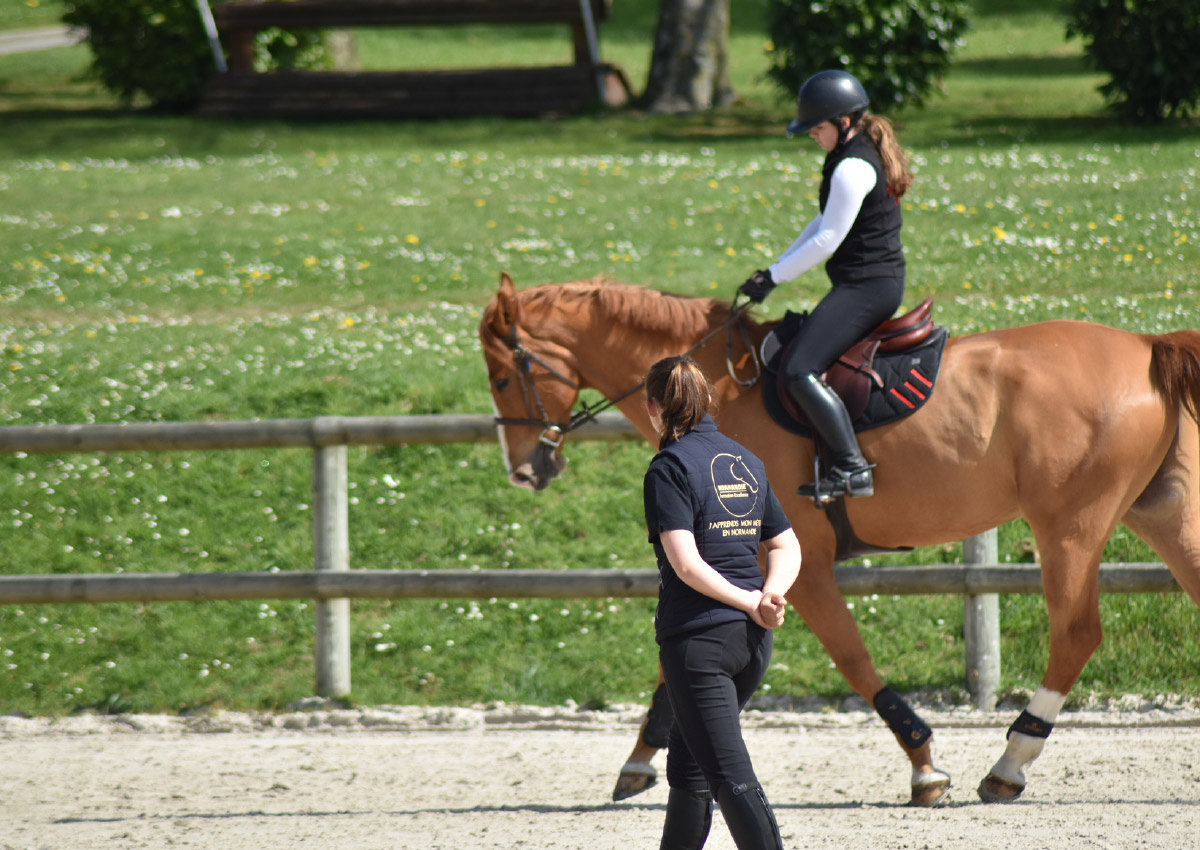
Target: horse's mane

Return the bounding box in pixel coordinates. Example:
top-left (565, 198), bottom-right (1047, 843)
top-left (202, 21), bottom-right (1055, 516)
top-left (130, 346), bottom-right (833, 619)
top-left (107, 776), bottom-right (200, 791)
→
top-left (518, 277), bottom-right (730, 338)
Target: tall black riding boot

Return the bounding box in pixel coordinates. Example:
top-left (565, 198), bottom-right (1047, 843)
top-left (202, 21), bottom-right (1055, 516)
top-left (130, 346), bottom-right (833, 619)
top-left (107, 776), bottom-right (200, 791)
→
top-left (787, 372), bottom-right (874, 500)
top-left (715, 782), bottom-right (784, 850)
top-left (659, 787), bottom-right (714, 850)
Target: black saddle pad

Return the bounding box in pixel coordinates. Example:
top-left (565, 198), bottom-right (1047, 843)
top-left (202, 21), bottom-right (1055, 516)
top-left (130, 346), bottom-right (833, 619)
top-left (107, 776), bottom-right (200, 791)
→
top-left (761, 314), bottom-right (949, 438)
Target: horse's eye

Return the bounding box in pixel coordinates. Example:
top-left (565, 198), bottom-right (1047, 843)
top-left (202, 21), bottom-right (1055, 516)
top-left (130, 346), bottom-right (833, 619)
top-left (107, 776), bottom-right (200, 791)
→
top-left (494, 377), bottom-right (511, 393)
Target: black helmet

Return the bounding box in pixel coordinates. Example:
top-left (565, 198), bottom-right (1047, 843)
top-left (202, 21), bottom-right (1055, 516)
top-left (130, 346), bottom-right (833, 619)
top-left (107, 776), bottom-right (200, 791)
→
top-left (786, 70), bottom-right (870, 136)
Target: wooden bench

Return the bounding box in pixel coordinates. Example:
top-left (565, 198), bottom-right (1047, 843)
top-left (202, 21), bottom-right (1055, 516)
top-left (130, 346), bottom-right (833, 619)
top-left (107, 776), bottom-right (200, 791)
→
top-left (200, 0), bottom-right (624, 119)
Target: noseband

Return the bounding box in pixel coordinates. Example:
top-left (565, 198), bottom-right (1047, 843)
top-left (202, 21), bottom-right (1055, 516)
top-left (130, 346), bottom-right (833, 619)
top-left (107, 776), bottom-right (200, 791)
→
top-left (491, 296), bottom-right (759, 446)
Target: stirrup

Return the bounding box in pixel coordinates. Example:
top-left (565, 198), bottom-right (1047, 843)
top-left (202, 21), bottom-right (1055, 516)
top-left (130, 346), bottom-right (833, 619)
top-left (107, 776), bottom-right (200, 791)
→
top-left (799, 460), bottom-right (875, 505)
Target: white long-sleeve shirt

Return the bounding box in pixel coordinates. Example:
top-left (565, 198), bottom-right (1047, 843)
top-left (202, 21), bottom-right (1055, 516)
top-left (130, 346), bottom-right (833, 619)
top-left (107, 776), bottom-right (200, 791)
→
top-left (768, 157), bottom-right (877, 283)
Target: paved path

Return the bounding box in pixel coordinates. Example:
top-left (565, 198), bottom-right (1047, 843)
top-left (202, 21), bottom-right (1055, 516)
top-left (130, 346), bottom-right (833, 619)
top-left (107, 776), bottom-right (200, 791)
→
top-left (0, 25), bottom-right (84, 55)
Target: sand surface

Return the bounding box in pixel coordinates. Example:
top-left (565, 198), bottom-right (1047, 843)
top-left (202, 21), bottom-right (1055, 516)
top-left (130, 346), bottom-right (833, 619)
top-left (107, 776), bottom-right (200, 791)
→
top-left (3, 700), bottom-right (1199, 849)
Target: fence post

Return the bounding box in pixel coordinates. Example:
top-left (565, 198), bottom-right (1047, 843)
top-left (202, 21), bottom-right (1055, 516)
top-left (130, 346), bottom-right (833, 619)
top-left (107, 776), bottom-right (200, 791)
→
top-left (312, 443), bottom-right (351, 697)
top-left (962, 529), bottom-right (1000, 710)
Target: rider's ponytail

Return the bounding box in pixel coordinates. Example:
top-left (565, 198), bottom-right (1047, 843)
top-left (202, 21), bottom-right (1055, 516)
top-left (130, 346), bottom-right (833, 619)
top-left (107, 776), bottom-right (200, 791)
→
top-left (859, 113), bottom-right (914, 199)
top-left (646, 355), bottom-right (713, 442)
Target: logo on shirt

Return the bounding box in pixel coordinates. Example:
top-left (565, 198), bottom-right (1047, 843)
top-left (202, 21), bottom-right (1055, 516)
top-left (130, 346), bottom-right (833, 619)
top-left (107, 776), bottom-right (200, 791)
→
top-left (709, 453), bottom-right (760, 518)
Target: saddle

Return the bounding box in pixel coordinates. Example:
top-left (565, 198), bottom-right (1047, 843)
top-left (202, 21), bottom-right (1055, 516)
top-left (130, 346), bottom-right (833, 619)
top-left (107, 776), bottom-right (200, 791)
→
top-left (760, 298), bottom-right (948, 563)
top-left (761, 298), bottom-right (949, 438)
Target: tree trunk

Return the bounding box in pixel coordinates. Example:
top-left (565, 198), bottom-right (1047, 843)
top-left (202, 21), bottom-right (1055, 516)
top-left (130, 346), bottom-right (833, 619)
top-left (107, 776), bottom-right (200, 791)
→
top-left (641, 0), bottom-right (735, 114)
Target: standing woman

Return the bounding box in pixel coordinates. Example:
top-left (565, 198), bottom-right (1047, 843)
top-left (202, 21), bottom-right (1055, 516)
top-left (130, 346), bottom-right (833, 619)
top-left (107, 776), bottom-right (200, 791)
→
top-left (739, 69), bottom-right (915, 501)
top-left (643, 355), bottom-right (801, 850)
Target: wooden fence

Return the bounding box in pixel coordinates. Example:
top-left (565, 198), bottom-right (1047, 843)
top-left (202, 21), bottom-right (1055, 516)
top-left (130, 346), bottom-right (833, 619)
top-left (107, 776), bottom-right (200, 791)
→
top-left (0, 413), bottom-right (1179, 708)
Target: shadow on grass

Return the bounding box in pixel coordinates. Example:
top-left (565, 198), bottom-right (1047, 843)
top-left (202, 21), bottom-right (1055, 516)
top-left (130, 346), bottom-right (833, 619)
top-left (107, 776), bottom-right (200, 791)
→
top-left (952, 53), bottom-right (1090, 78)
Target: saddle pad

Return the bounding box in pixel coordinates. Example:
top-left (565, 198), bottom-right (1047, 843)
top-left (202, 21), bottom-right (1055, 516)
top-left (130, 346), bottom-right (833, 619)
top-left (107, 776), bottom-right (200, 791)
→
top-left (762, 320), bottom-right (949, 439)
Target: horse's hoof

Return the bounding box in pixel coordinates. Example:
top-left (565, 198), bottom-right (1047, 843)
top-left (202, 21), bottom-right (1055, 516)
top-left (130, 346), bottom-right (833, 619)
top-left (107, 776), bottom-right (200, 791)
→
top-left (910, 779), bottom-right (952, 808)
top-left (612, 761), bottom-right (657, 802)
top-left (977, 773), bottom-right (1025, 803)
top-left (909, 770), bottom-right (952, 808)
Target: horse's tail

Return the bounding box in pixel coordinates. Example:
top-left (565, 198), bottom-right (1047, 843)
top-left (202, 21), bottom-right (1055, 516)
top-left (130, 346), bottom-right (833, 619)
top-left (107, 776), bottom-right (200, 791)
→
top-left (1150, 330), bottom-right (1200, 422)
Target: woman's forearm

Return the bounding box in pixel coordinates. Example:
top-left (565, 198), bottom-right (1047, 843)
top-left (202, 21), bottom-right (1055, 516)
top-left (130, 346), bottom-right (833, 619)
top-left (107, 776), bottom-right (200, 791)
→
top-left (659, 529), bottom-right (761, 613)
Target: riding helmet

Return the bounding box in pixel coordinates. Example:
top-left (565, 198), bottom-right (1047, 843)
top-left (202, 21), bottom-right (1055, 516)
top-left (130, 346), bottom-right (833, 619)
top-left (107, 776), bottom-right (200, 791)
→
top-left (786, 70), bottom-right (870, 136)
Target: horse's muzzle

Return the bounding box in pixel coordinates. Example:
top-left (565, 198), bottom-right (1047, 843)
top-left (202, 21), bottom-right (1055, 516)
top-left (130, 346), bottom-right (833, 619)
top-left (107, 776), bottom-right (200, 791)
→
top-left (509, 444), bottom-right (567, 491)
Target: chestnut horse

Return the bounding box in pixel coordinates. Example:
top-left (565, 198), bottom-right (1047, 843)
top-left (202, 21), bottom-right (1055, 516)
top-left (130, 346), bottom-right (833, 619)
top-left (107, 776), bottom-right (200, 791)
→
top-left (478, 272), bottom-right (1200, 806)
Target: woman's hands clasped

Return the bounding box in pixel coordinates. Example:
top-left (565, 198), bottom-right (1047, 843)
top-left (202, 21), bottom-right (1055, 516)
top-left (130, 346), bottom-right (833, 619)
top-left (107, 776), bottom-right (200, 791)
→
top-left (747, 590), bottom-right (788, 629)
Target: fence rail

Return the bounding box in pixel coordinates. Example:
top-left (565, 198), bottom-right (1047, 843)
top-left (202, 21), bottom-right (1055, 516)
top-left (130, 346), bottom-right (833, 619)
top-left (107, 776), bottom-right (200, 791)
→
top-left (0, 563), bottom-right (1178, 606)
top-left (0, 413), bottom-right (1179, 709)
top-left (0, 412), bottom-right (641, 454)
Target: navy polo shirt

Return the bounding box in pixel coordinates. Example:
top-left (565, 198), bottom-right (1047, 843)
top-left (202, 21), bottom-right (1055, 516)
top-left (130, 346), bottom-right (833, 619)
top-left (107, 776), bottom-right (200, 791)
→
top-left (644, 417), bottom-right (791, 642)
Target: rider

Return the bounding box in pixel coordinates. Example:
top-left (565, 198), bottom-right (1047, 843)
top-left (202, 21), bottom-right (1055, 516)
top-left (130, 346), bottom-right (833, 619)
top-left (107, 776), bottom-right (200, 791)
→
top-left (739, 69), bottom-right (915, 500)
top-left (643, 354), bottom-right (801, 850)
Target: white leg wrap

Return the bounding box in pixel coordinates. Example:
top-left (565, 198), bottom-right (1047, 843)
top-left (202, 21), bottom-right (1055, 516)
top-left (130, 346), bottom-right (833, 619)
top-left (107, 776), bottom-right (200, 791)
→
top-left (988, 687), bottom-right (1066, 786)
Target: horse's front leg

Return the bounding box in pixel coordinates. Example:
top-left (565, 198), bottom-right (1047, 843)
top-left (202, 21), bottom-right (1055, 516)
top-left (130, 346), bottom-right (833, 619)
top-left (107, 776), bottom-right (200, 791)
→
top-left (612, 671), bottom-right (672, 801)
top-left (978, 537), bottom-right (1104, 803)
top-left (787, 557), bottom-right (952, 807)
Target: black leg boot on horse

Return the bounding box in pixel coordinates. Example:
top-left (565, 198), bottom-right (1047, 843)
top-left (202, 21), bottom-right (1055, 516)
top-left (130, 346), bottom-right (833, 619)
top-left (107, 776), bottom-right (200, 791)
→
top-left (715, 782), bottom-right (784, 850)
top-left (787, 372), bottom-right (874, 500)
top-left (659, 787), bottom-right (713, 850)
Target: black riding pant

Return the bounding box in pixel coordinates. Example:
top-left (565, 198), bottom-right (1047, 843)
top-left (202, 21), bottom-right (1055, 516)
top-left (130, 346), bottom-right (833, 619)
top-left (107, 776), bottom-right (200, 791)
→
top-left (783, 276), bottom-right (905, 379)
top-left (658, 618), bottom-right (772, 792)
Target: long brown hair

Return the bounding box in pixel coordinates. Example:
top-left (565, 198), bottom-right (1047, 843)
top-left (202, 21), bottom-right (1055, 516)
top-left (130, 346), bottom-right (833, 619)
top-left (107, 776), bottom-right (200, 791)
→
top-left (856, 113), bottom-right (914, 199)
top-left (645, 355), bottom-right (713, 442)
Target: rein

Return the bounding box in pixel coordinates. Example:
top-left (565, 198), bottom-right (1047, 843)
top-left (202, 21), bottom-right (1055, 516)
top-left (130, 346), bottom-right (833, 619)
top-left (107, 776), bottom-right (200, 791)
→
top-left (493, 294), bottom-right (760, 445)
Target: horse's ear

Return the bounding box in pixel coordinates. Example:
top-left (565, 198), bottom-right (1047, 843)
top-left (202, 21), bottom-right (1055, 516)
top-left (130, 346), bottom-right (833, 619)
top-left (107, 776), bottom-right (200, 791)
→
top-left (491, 271), bottom-right (519, 338)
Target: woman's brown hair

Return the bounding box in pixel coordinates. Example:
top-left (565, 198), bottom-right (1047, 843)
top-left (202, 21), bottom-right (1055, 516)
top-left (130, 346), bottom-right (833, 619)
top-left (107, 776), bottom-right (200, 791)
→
top-left (645, 355), bottom-right (713, 442)
top-left (858, 113), bottom-right (914, 199)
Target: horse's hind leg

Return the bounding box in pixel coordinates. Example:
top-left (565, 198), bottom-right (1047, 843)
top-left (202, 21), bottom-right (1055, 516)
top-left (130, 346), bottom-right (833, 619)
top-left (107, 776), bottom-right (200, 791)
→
top-left (787, 555), bottom-right (951, 807)
top-left (1121, 415), bottom-right (1200, 607)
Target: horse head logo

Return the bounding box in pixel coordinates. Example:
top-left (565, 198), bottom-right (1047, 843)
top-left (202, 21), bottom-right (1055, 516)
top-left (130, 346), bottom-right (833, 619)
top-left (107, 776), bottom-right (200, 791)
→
top-left (710, 453), bottom-right (760, 518)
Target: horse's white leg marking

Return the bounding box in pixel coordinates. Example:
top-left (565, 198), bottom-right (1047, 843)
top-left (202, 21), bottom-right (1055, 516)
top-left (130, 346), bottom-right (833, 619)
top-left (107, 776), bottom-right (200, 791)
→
top-left (987, 687), bottom-right (1066, 787)
top-left (911, 767), bottom-right (951, 788)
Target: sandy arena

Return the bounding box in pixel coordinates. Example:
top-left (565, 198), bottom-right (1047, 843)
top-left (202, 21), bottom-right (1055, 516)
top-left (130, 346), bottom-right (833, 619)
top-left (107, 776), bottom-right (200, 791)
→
top-left (2, 700), bottom-right (1199, 849)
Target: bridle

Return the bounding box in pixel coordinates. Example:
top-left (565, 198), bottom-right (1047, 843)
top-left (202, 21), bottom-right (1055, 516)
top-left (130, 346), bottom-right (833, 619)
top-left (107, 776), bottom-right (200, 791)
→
top-left (491, 295), bottom-right (760, 448)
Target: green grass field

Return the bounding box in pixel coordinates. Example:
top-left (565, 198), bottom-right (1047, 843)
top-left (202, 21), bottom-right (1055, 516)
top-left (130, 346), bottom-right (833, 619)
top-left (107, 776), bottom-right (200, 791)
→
top-left (1, 1), bottom-right (1198, 716)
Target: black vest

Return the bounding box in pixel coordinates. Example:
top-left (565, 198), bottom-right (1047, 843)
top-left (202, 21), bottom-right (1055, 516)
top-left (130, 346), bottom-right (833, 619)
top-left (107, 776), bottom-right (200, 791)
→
top-left (650, 418), bottom-right (770, 640)
top-left (819, 132), bottom-right (905, 283)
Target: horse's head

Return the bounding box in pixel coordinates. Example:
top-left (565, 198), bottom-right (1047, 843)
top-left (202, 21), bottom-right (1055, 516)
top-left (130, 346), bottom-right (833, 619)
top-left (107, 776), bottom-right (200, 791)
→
top-left (479, 272), bottom-right (581, 491)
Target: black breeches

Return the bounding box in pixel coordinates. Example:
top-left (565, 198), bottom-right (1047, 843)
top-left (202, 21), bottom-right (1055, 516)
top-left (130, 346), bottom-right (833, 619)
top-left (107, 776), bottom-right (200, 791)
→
top-left (658, 619), bottom-right (772, 792)
top-left (783, 277), bottom-right (905, 379)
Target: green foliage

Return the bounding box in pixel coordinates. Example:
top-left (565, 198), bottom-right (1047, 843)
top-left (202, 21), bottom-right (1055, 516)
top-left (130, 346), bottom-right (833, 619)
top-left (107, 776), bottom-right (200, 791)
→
top-left (251, 26), bottom-right (329, 74)
top-left (59, 0), bottom-right (327, 109)
top-left (1063, 0), bottom-right (1200, 122)
top-left (60, 0), bottom-right (213, 108)
top-left (764, 0), bottom-right (971, 111)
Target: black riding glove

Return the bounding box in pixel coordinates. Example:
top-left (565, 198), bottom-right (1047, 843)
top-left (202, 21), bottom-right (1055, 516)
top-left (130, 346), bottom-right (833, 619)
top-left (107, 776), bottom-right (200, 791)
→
top-left (738, 269), bottom-right (776, 304)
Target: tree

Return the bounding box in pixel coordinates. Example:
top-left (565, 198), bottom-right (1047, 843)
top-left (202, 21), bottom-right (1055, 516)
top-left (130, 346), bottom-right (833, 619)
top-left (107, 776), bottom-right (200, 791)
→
top-left (640, 0), bottom-right (734, 114)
